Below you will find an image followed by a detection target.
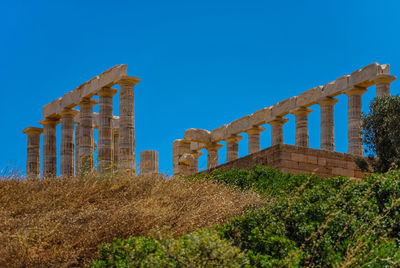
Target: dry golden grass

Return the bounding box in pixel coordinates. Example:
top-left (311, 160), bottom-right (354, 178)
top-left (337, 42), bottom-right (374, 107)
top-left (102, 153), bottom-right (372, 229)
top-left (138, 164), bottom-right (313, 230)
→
top-left (0, 173), bottom-right (262, 267)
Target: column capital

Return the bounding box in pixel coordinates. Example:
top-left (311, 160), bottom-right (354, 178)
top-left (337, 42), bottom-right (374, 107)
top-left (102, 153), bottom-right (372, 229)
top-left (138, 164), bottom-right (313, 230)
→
top-left (79, 98), bottom-right (98, 107)
top-left (23, 127), bottom-right (43, 135)
top-left (225, 134), bottom-right (243, 143)
top-left (344, 86), bottom-right (367, 97)
top-left (269, 117), bottom-right (289, 126)
top-left (97, 87), bottom-right (118, 97)
top-left (205, 142), bottom-right (223, 151)
top-left (290, 107), bottom-right (313, 117)
top-left (317, 96), bottom-right (339, 106)
top-left (373, 74), bottom-right (396, 85)
top-left (60, 108), bottom-right (79, 117)
top-left (39, 117), bottom-right (60, 126)
top-left (118, 76), bottom-right (141, 86)
top-left (245, 126), bottom-right (266, 135)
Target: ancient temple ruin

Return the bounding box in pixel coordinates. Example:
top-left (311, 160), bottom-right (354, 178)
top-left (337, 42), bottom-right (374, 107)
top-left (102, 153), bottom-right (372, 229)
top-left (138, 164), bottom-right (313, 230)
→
top-left (23, 65), bottom-right (159, 179)
top-left (173, 63), bottom-right (396, 178)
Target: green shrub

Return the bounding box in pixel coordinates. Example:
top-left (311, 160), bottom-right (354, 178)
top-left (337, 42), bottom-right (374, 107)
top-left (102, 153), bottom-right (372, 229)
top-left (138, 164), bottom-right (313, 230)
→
top-left (89, 229), bottom-right (248, 267)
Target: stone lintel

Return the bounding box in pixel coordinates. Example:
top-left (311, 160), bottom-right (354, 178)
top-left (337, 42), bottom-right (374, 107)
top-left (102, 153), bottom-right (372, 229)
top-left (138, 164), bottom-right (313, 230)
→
top-left (296, 86), bottom-right (323, 107)
top-left (227, 115), bottom-right (251, 136)
top-left (211, 125), bottom-right (228, 142)
top-left (23, 127), bottom-right (43, 135)
top-left (271, 97), bottom-right (297, 117)
top-left (184, 128), bottom-right (211, 143)
top-left (250, 107), bottom-right (272, 126)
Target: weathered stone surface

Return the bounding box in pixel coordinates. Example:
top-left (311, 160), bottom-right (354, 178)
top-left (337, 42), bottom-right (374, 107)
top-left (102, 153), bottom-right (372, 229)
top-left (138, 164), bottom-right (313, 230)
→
top-left (205, 143), bottom-right (223, 169)
top-left (225, 135), bottom-right (243, 162)
top-left (269, 117), bottom-right (289, 146)
top-left (42, 98), bottom-right (62, 119)
top-left (318, 97), bottom-right (339, 151)
top-left (227, 115), bottom-right (251, 136)
top-left (60, 108), bottom-right (79, 177)
top-left (190, 141), bottom-right (206, 151)
top-left (23, 127), bottom-right (43, 179)
top-left (211, 125), bottom-right (228, 142)
top-left (374, 74), bottom-right (396, 96)
top-left (246, 126), bottom-right (265, 154)
top-left (291, 108), bottom-right (312, 148)
top-left (271, 97), bottom-right (297, 117)
top-left (179, 153), bottom-right (195, 166)
top-left (184, 128), bottom-right (211, 143)
top-left (61, 90), bottom-right (80, 109)
top-left (173, 139), bottom-right (192, 176)
top-left (140, 150), bottom-right (159, 175)
top-left (250, 107), bottom-right (272, 126)
top-left (296, 87), bottom-right (322, 107)
top-left (349, 62), bottom-right (380, 87)
top-left (39, 118), bottom-right (60, 177)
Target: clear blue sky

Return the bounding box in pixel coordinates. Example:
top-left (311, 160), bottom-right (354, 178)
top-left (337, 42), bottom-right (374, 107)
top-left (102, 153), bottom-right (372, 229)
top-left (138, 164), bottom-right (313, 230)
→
top-left (1, 0), bottom-right (399, 176)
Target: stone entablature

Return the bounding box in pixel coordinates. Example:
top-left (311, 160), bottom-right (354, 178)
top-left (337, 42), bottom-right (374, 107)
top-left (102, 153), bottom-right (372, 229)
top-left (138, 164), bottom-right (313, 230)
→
top-left (173, 63), bottom-right (396, 176)
top-left (23, 65), bottom-right (160, 178)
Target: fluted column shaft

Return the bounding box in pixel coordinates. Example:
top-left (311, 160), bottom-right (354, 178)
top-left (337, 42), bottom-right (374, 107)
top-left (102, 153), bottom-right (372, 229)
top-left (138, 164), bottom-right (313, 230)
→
top-left (39, 118), bottom-right (59, 177)
top-left (292, 108), bottom-right (312, 147)
top-left (23, 127), bottom-right (43, 179)
top-left (225, 135), bottom-right (243, 162)
top-left (206, 143), bottom-right (223, 169)
top-left (75, 124), bottom-right (80, 175)
top-left (60, 109), bottom-right (78, 177)
top-left (118, 78), bottom-right (139, 172)
top-left (140, 150), bottom-right (159, 175)
top-left (173, 139), bottom-right (192, 176)
top-left (318, 97), bottom-right (338, 151)
top-left (269, 117), bottom-right (289, 146)
top-left (113, 129), bottom-right (119, 169)
top-left (246, 126), bottom-right (265, 154)
top-left (345, 87), bottom-right (367, 156)
top-left (190, 151), bottom-right (202, 174)
top-left (375, 75), bottom-right (395, 97)
top-left (98, 87), bottom-right (118, 173)
top-left (79, 98), bottom-right (98, 174)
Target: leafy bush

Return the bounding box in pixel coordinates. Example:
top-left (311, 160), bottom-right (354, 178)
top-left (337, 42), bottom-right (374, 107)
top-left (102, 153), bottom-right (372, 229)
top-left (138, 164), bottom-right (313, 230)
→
top-left (89, 229), bottom-right (248, 267)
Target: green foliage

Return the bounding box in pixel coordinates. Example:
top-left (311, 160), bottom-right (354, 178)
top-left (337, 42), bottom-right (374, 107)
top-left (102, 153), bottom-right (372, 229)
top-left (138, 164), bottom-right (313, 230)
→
top-left (91, 166), bottom-right (400, 267)
top-left (362, 95), bottom-right (400, 172)
top-left (89, 229), bottom-right (248, 267)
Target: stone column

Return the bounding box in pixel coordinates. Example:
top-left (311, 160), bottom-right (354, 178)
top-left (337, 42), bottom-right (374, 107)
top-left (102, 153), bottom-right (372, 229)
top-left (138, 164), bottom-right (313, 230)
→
top-left (292, 107), bottom-right (313, 147)
top-left (23, 127), bottom-right (43, 179)
top-left (118, 77), bottom-right (140, 172)
top-left (75, 124), bottom-right (80, 176)
top-left (172, 139), bottom-right (193, 176)
top-left (245, 126), bottom-right (265, 154)
top-left (140, 150), bottom-right (159, 175)
top-left (78, 98), bottom-right (98, 174)
top-left (375, 75), bottom-right (396, 96)
top-left (225, 135), bottom-right (243, 162)
top-left (39, 118), bottom-right (60, 177)
top-left (205, 143), bottom-right (223, 169)
top-left (113, 129), bottom-right (119, 169)
top-left (269, 117), bottom-right (289, 146)
top-left (97, 87), bottom-right (118, 174)
top-left (318, 97), bottom-right (339, 151)
top-left (190, 151), bottom-right (203, 174)
top-left (60, 108), bottom-right (79, 177)
top-left (345, 87), bottom-right (367, 156)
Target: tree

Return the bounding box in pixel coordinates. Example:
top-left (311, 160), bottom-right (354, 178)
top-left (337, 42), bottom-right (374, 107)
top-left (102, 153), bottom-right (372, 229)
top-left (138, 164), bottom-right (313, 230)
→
top-left (362, 95), bottom-right (400, 172)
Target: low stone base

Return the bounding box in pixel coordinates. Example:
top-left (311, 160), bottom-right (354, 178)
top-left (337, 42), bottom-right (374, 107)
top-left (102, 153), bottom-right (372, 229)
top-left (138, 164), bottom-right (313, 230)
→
top-left (208, 144), bottom-right (368, 178)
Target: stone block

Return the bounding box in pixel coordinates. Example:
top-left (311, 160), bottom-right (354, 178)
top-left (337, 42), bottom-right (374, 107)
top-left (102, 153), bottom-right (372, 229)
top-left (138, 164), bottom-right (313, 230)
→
top-left (332, 167), bottom-right (354, 177)
top-left (318, 157), bottom-right (327, 166)
top-left (349, 62), bottom-right (380, 87)
top-left (291, 152), bottom-right (307, 163)
top-left (184, 128), bottom-right (211, 143)
top-left (178, 153), bottom-right (194, 166)
top-left (380, 64), bottom-right (390, 74)
top-left (307, 155), bottom-right (318, 165)
top-left (190, 142), bottom-right (206, 151)
top-left (296, 86), bottom-right (322, 107)
top-left (61, 90), bottom-right (80, 109)
top-left (250, 107), bottom-right (272, 126)
top-left (227, 115), bottom-right (251, 136)
top-left (211, 125), bottom-right (228, 142)
top-left (271, 97), bottom-right (297, 117)
top-left (42, 98), bottom-right (62, 118)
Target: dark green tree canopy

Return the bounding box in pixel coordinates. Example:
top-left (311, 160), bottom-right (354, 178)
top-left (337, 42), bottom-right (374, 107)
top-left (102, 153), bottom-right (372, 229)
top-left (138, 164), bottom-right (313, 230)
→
top-left (363, 95), bottom-right (400, 172)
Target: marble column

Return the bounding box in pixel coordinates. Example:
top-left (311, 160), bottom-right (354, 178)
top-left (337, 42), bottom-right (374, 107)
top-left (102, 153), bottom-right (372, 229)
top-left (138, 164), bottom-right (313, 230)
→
top-left (23, 127), bottom-right (43, 179)
top-left (172, 139), bottom-right (192, 176)
top-left (190, 151), bottom-right (203, 174)
top-left (39, 118), bottom-right (60, 177)
top-left (225, 135), bottom-right (243, 162)
top-left (75, 124), bottom-right (80, 176)
top-left (140, 150), bottom-right (159, 175)
top-left (246, 126), bottom-right (265, 154)
top-left (60, 108), bottom-right (79, 177)
top-left (269, 117), bottom-right (289, 146)
top-left (318, 97), bottom-right (338, 151)
top-left (118, 77), bottom-right (140, 172)
top-left (292, 107), bottom-right (313, 147)
top-left (345, 87), bottom-right (367, 156)
top-left (113, 129), bottom-right (119, 169)
top-left (206, 143), bottom-right (223, 169)
top-left (97, 87), bottom-right (118, 174)
top-left (78, 98), bottom-right (98, 174)
top-left (375, 75), bottom-right (396, 97)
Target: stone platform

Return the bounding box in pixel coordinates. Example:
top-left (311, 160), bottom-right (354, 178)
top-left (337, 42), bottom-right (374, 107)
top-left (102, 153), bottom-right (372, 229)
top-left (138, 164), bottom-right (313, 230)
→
top-left (208, 144), bottom-right (367, 178)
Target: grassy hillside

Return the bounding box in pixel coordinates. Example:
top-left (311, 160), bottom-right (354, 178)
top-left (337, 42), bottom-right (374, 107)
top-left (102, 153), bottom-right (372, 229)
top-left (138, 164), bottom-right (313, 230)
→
top-left (90, 167), bottom-right (400, 267)
top-left (0, 174), bottom-right (262, 267)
